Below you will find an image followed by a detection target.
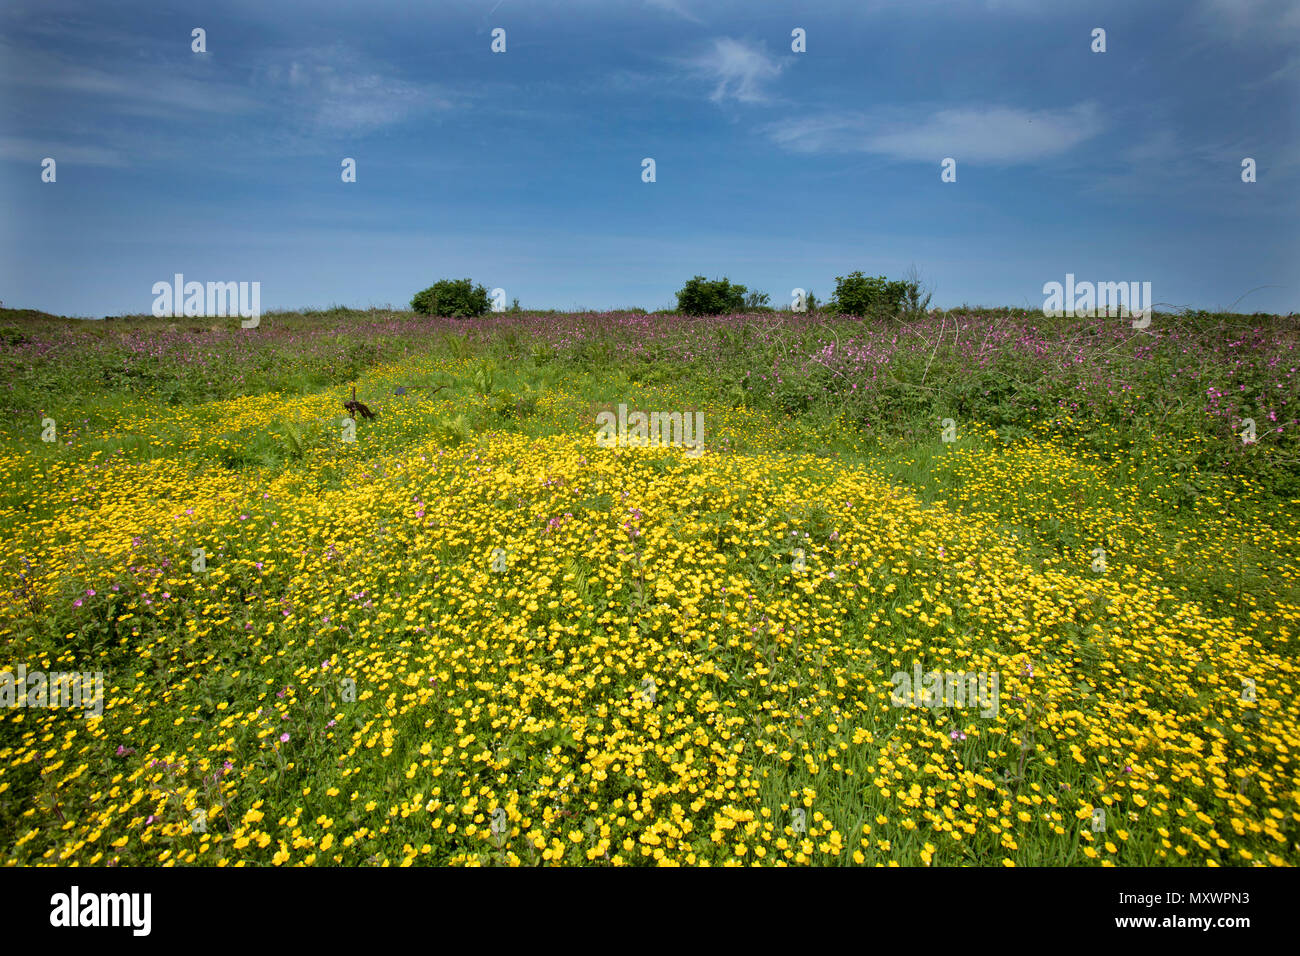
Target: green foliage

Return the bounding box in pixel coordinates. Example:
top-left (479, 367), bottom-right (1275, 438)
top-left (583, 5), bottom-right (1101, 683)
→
top-left (901, 265), bottom-right (933, 319)
top-left (279, 420), bottom-right (306, 459)
top-left (440, 332), bottom-right (472, 360)
top-left (472, 361), bottom-right (496, 396)
top-left (676, 276), bottom-right (748, 316)
top-left (493, 382), bottom-right (543, 419)
top-left (830, 272), bottom-right (913, 318)
top-left (411, 279), bottom-right (491, 318)
top-left (902, 284), bottom-right (932, 318)
top-left (0, 326), bottom-right (29, 347)
top-left (435, 413), bottom-right (473, 446)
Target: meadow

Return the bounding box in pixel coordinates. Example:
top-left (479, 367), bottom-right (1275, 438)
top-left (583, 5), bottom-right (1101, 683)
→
top-left (1, 304), bottom-right (1296, 866)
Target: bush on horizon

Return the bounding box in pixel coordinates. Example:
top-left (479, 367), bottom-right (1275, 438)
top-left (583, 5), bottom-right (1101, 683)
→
top-left (830, 271), bottom-right (915, 318)
top-left (676, 276), bottom-right (748, 316)
top-left (411, 279), bottom-right (491, 318)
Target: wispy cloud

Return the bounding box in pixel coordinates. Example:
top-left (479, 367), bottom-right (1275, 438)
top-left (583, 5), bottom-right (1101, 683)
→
top-left (1196, 0), bottom-right (1300, 42)
top-left (255, 46), bottom-right (456, 134)
top-left (1195, 0), bottom-right (1300, 89)
top-left (1088, 126), bottom-right (1300, 211)
top-left (685, 37), bottom-right (786, 104)
top-left (645, 0), bottom-right (704, 24)
top-left (765, 103), bottom-right (1105, 163)
top-left (0, 32), bottom-right (456, 139)
top-left (0, 137), bottom-right (127, 167)
top-left (0, 38), bottom-right (262, 119)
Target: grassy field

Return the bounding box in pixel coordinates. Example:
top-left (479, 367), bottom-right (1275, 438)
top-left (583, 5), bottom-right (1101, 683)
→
top-left (1, 305), bottom-right (1297, 866)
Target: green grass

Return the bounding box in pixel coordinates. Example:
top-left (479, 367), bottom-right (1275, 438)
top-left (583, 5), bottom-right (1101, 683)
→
top-left (1, 305), bottom-right (1296, 866)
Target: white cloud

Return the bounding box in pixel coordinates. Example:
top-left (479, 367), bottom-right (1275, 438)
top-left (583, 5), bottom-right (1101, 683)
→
top-left (277, 66), bottom-right (448, 133)
top-left (765, 103), bottom-right (1105, 164)
top-left (0, 137), bottom-right (127, 167)
top-left (1120, 128), bottom-right (1181, 165)
top-left (0, 38), bottom-right (261, 118)
top-left (1197, 0), bottom-right (1300, 42)
top-left (687, 37), bottom-right (785, 104)
top-left (645, 0), bottom-right (704, 24)
top-left (255, 46), bottom-right (455, 134)
top-left (0, 35), bottom-right (453, 138)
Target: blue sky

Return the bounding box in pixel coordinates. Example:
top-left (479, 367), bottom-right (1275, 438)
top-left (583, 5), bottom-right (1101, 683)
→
top-left (1, 0), bottom-right (1297, 316)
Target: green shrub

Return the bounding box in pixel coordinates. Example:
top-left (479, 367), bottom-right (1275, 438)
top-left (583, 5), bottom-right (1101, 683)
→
top-left (411, 279), bottom-right (491, 318)
top-left (900, 265), bottom-right (933, 319)
top-left (435, 413), bottom-right (473, 445)
top-left (676, 276), bottom-right (748, 316)
top-left (830, 271), bottom-right (913, 317)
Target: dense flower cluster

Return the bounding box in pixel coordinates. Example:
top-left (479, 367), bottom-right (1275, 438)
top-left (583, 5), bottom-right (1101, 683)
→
top-left (1, 350), bottom-right (1295, 865)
